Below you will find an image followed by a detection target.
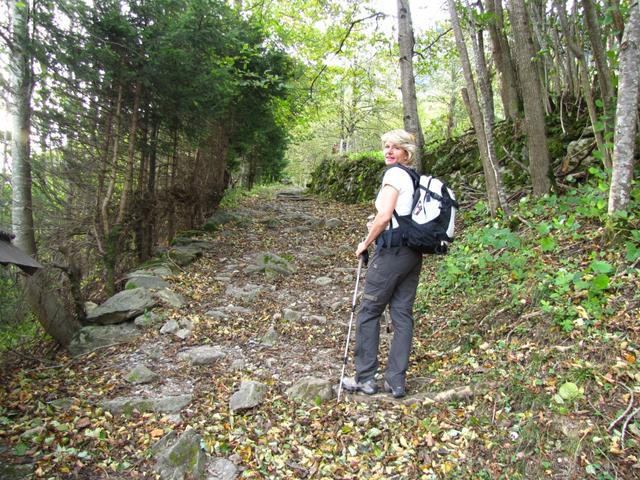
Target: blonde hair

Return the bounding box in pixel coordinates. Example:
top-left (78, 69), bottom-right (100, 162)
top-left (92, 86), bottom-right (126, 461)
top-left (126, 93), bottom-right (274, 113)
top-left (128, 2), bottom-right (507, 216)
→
top-left (381, 129), bottom-right (417, 166)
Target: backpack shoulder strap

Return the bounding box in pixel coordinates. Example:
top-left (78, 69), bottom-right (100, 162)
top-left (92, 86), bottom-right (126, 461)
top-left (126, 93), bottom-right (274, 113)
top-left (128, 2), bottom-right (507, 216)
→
top-left (389, 163), bottom-right (419, 190)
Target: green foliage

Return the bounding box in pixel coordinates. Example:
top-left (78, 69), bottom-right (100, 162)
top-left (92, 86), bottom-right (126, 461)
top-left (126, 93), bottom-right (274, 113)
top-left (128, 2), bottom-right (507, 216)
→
top-left (219, 184), bottom-right (282, 209)
top-left (0, 268), bottom-right (23, 333)
top-left (307, 154), bottom-right (385, 204)
top-left (0, 313), bottom-right (42, 353)
top-left (416, 168), bottom-right (639, 334)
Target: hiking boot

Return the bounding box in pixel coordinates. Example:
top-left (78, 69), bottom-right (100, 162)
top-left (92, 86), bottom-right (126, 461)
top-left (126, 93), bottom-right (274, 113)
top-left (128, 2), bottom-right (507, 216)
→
top-left (357, 378), bottom-right (378, 395)
top-left (384, 380), bottom-right (406, 399)
top-left (341, 377), bottom-right (378, 395)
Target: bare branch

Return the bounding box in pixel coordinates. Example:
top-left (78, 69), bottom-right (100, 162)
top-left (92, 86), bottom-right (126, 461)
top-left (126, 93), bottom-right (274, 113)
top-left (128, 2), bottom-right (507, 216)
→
top-left (414, 28), bottom-right (452, 60)
top-left (307, 12), bottom-right (386, 99)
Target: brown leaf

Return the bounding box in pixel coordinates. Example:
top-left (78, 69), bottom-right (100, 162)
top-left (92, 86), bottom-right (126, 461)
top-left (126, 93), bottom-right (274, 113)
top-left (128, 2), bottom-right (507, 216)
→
top-left (75, 417), bottom-right (91, 429)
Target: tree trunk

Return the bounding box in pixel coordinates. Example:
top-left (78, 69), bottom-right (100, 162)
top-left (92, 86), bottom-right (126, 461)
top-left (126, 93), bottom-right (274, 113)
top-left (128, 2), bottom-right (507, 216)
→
top-left (25, 270), bottom-right (80, 347)
top-left (468, 6), bottom-right (510, 215)
top-left (446, 67), bottom-right (457, 140)
top-left (166, 129), bottom-right (178, 242)
top-left (101, 83), bottom-right (123, 238)
top-left (397, 0), bottom-right (424, 173)
top-left (582, 0), bottom-right (614, 110)
top-left (509, 0), bottom-right (552, 196)
top-left (526, 0), bottom-right (553, 114)
top-left (486, 0), bottom-right (520, 120)
top-left (141, 118), bottom-right (158, 261)
top-left (447, 0), bottom-right (502, 216)
top-left (608, 0), bottom-right (625, 43)
top-left (117, 80), bottom-right (142, 225)
top-left (9, 0), bottom-right (78, 346)
top-left (10, 0), bottom-right (36, 256)
top-left (555, 0), bottom-right (612, 169)
top-left (608, 2), bottom-right (640, 213)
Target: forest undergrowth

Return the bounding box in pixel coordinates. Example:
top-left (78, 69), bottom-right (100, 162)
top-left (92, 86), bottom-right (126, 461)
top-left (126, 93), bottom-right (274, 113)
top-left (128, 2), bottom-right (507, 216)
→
top-left (0, 174), bottom-right (639, 479)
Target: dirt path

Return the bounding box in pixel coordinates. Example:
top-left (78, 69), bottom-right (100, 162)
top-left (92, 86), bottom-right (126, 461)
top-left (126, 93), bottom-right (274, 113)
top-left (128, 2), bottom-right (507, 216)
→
top-left (0, 188), bottom-right (479, 479)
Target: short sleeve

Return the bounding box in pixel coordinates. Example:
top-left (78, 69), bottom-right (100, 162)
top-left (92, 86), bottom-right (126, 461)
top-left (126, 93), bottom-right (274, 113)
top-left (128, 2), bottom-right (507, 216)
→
top-left (382, 167), bottom-right (409, 193)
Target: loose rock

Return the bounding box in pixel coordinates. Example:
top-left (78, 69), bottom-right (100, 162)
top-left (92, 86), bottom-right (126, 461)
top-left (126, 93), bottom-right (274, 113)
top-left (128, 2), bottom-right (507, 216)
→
top-left (178, 346), bottom-right (225, 365)
top-left (229, 381), bottom-right (267, 412)
top-left (125, 365), bottom-right (159, 384)
top-left (285, 377), bottom-right (334, 403)
top-left (153, 429), bottom-right (207, 480)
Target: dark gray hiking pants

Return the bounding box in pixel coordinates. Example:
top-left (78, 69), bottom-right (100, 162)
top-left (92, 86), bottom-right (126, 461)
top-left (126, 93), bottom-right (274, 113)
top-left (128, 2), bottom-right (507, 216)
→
top-left (354, 245), bottom-right (422, 388)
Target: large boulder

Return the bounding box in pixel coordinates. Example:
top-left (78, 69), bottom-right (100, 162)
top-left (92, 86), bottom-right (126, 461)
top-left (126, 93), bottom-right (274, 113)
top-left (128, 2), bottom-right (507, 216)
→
top-left (155, 289), bottom-right (186, 308)
top-left (68, 323), bottom-right (141, 356)
top-left (125, 274), bottom-right (169, 290)
top-left (128, 265), bottom-right (174, 278)
top-left (86, 288), bottom-right (157, 325)
top-left (153, 429), bottom-right (207, 480)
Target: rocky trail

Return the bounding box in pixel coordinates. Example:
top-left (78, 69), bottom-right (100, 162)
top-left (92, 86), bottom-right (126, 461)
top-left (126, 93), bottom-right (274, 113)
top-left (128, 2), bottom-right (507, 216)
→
top-left (4, 186), bottom-right (608, 479)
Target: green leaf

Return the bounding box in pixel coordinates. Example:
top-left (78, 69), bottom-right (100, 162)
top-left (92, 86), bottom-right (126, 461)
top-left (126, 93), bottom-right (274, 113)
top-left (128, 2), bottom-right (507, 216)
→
top-left (625, 243), bottom-right (640, 262)
top-left (558, 382), bottom-right (582, 401)
top-left (590, 261), bottom-right (613, 274)
top-left (591, 274), bottom-right (610, 291)
top-left (574, 279), bottom-right (590, 291)
top-left (540, 237), bottom-right (557, 252)
top-left (536, 223), bottom-right (551, 235)
top-left (14, 442), bottom-right (28, 456)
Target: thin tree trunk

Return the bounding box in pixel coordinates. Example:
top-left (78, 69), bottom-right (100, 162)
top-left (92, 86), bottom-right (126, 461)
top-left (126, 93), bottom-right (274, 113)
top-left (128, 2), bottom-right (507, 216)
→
top-left (166, 128), bottom-right (178, 242)
top-left (509, 0), bottom-right (552, 196)
top-left (101, 83), bottom-right (123, 237)
top-left (397, 0), bottom-right (424, 173)
top-left (486, 0), bottom-right (520, 120)
top-left (555, 0), bottom-right (612, 169)
top-left (468, 5), bottom-right (510, 214)
top-left (446, 68), bottom-right (457, 140)
top-left (142, 118), bottom-right (159, 260)
top-left (117, 80), bottom-right (142, 225)
top-left (608, 0), bottom-right (625, 44)
top-left (608, 2), bottom-right (640, 213)
top-left (582, 0), bottom-right (614, 110)
top-left (447, 0), bottom-right (502, 215)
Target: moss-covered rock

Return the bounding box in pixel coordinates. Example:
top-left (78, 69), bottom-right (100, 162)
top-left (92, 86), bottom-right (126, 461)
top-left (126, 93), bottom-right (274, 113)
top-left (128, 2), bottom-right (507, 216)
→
top-left (308, 155), bottom-right (386, 203)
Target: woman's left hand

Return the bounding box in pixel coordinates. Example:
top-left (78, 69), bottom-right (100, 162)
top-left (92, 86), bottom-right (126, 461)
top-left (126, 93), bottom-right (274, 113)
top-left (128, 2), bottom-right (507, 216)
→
top-left (356, 241), bottom-right (368, 259)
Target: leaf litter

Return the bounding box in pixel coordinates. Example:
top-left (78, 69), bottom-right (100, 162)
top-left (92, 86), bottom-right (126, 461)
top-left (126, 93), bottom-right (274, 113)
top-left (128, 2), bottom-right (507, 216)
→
top-left (0, 187), bottom-right (639, 479)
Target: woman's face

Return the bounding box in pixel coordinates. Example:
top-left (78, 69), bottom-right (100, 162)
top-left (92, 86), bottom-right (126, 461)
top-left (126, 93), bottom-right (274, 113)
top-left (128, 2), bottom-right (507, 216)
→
top-left (383, 141), bottom-right (408, 166)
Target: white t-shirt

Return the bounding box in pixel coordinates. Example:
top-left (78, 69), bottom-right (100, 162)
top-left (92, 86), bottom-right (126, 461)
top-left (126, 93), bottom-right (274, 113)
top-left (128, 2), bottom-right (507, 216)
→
top-left (375, 166), bottom-right (415, 229)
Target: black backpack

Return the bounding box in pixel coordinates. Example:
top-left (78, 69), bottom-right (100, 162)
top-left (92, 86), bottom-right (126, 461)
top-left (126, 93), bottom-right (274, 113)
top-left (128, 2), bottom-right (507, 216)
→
top-left (389, 164), bottom-right (459, 254)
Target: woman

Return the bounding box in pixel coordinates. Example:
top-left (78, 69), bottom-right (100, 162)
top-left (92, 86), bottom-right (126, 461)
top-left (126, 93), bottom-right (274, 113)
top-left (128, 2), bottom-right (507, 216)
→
top-left (350, 129), bottom-right (423, 398)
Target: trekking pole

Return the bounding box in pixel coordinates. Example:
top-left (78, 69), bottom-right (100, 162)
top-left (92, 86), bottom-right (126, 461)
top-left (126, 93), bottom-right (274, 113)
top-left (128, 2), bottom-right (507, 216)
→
top-left (337, 250), bottom-right (367, 402)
